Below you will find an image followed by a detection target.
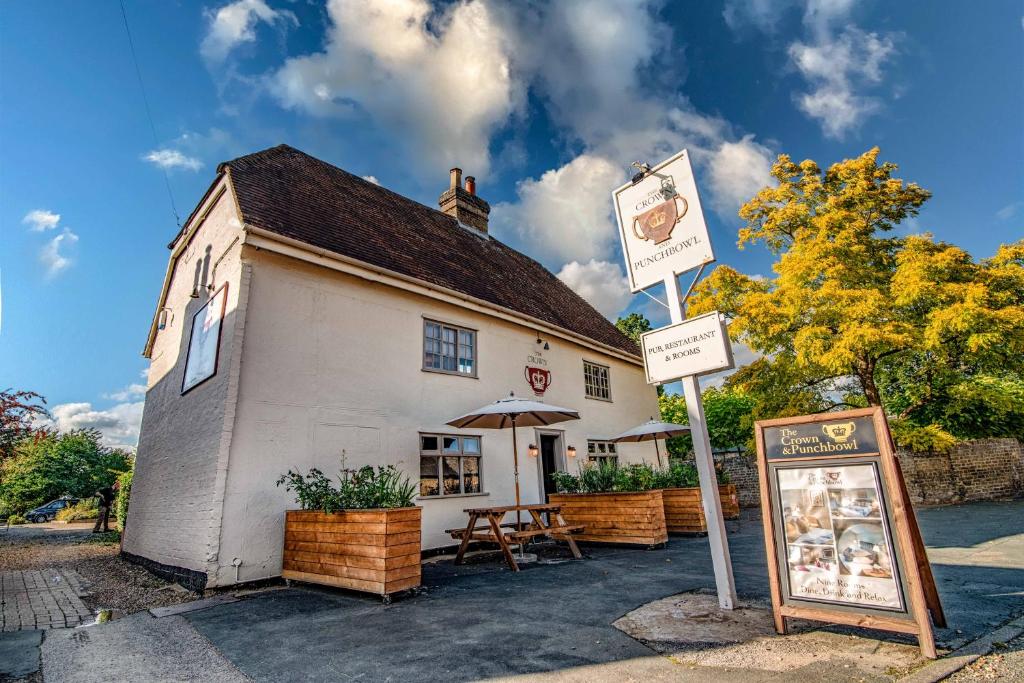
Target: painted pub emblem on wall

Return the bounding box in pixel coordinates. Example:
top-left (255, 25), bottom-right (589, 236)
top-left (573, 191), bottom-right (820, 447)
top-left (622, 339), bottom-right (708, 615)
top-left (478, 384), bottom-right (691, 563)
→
top-left (525, 366), bottom-right (552, 397)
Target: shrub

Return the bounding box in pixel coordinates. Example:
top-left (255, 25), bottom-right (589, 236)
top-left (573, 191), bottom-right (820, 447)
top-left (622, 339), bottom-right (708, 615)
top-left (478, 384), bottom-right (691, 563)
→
top-left (6, 514), bottom-right (28, 525)
top-left (889, 420), bottom-right (958, 453)
top-left (56, 499), bottom-right (98, 522)
top-left (116, 467), bottom-right (133, 530)
top-left (277, 464), bottom-right (416, 513)
top-left (552, 461), bottom-right (662, 494)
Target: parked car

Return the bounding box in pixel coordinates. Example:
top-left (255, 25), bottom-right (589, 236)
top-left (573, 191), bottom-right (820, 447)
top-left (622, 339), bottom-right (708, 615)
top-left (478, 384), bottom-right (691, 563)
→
top-left (25, 497), bottom-right (80, 523)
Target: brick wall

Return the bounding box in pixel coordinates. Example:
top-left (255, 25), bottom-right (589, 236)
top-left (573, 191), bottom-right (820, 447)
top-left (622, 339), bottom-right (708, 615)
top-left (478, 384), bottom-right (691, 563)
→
top-left (897, 438), bottom-right (1024, 505)
top-left (715, 438), bottom-right (1024, 508)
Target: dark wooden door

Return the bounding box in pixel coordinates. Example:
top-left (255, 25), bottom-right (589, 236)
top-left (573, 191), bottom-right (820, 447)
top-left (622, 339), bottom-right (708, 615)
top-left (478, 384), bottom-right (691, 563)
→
top-left (540, 435), bottom-right (558, 501)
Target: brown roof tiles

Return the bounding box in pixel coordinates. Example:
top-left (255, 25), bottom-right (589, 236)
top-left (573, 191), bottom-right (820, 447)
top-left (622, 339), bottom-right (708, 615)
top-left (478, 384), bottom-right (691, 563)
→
top-left (221, 144), bottom-right (639, 357)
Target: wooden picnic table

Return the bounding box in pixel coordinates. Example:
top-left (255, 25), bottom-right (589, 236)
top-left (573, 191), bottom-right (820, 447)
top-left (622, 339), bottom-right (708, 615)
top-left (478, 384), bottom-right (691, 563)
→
top-left (447, 503), bottom-right (583, 572)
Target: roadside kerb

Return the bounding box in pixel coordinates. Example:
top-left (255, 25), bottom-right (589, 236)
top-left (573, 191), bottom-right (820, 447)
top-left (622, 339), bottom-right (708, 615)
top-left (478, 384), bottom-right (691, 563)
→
top-left (898, 615), bottom-right (1024, 683)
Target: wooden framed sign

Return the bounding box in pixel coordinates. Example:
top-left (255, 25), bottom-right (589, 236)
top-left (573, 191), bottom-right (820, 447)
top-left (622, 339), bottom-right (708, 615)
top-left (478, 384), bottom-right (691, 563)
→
top-left (754, 407), bottom-right (945, 658)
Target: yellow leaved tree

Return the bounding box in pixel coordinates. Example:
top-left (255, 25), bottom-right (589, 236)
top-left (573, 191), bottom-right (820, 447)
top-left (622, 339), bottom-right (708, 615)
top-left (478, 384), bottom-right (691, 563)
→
top-left (689, 148), bottom-right (1024, 446)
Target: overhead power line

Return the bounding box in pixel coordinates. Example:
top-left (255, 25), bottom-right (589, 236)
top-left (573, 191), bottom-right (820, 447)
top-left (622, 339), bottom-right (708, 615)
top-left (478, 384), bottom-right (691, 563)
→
top-left (119, 0), bottom-right (182, 228)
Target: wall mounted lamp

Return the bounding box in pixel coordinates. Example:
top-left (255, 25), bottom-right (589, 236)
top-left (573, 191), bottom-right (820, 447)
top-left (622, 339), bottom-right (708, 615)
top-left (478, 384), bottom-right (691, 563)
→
top-left (567, 445), bottom-right (577, 458)
top-left (528, 443), bottom-right (539, 458)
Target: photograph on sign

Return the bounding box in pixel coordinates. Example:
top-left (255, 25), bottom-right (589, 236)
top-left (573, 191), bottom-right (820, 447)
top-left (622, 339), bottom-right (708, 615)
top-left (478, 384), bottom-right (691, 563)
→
top-left (613, 150), bottom-right (715, 292)
top-left (775, 462), bottom-right (905, 612)
top-left (640, 311), bottom-right (733, 384)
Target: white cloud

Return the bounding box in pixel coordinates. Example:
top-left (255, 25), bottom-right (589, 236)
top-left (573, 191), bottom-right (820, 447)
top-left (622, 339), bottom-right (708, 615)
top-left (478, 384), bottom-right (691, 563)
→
top-left (39, 401), bottom-right (144, 449)
top-left (40, 229), bottom-right (78, 278)
top-left (707, 135), bottom-right (775, 214)
top-left (201, 0), bottom-right (298, 65)
top-left (789, 28), bottom-right (895, 138)
top-left (23, 209), bottom-right (61, 232)
top-left (556, 260), bottom-right (632, 320)
top-left (103, 383), bottom-right (147, 402)
top-left (995, 202), bottom-right (1020, 221)
top-left (143, 149), bottom-right (204, 171)
top-left (491, 154), bottom-right (625, 265)
top-left (271, 0), bottom-right (522, 178)
top-left (362, 175), bottom-right (380, 185)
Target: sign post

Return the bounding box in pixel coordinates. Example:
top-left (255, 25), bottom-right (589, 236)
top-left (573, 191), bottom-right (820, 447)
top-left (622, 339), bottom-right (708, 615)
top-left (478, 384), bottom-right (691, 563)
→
top-left (613, 149), bottom-right (738, 610)
top-left (754, 407), bottom-right (944, 658)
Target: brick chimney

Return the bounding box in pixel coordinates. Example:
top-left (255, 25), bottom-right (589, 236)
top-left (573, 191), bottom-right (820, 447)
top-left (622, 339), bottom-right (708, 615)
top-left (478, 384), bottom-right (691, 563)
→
top-left (438, 167), bottom-right (490, 233)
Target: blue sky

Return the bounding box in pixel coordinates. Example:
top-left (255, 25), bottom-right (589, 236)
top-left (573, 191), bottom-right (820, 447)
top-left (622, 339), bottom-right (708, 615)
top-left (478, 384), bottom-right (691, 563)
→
top-left (1, 0), bottom-right (1021, 446)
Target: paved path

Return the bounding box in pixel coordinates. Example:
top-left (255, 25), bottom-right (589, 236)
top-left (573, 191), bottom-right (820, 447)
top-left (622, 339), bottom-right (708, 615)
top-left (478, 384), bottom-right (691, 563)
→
top-left (0, 568), bottom-right (93, 631)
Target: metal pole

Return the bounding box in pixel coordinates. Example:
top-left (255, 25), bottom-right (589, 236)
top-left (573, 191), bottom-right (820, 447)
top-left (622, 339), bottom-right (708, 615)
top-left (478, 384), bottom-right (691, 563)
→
top-left (664, 272), bottom-right (738, 610)
top-left (654, 439), bottom-right (663, 469)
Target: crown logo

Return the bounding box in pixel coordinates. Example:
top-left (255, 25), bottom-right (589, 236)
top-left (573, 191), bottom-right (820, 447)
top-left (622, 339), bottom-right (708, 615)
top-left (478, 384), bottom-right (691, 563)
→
top-left (822, 422), bottom-right (856, 443)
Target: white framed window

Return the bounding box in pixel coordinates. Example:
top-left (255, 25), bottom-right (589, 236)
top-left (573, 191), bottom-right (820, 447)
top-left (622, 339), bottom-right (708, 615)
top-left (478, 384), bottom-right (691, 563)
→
top-left (587, 440), bottom-right (618, 466)
top-left (423, 319), bottom-right (476, 377)
top-left (419, 434), bottom-right (482, 497)
top-left (583, 360), bottom-right (611, 401)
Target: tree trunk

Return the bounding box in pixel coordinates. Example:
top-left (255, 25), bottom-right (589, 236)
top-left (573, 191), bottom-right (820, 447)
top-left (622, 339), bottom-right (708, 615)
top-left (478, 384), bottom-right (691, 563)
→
top-left (856, 359), bottom-right (883, 406)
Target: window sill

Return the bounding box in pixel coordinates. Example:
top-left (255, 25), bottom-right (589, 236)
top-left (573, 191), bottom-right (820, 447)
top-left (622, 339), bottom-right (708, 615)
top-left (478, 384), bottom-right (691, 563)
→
top-left (416, 492), bottom-right (491, 501)
top-left (584, 395), bottom-right (613, 403)
top-left (421, 368), bottom-right (479, 379)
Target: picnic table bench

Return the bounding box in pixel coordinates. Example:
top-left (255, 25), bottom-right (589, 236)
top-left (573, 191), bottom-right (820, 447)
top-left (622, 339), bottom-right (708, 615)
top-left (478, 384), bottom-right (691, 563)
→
top-left (447, 503), bottom-right (583, 571)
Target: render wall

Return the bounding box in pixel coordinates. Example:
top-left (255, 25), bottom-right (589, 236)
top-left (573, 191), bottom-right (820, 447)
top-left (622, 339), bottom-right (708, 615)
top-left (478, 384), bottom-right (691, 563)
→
top-left (211, 248), bottom-right (660, 586)
top-left (121, 182), bottom-right (247, 582)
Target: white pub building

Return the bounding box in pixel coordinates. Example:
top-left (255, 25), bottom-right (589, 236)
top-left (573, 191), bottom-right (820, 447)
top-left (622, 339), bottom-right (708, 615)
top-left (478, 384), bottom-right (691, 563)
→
top-left (123, 145), bottom-right (659, 589)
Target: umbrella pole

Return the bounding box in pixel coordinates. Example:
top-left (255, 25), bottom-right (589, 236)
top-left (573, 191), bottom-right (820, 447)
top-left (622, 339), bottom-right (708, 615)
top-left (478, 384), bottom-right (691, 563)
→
top-left (511, 416), bottom-right (521, 528)
top-left (654, 439), bottom-right (663, 469)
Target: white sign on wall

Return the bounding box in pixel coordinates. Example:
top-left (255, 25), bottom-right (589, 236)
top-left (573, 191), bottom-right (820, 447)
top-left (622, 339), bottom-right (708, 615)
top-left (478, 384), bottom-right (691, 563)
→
top-left (612, 150), bottom-right (715, 292)
top-left (640, 311), bottom-right (734, 384)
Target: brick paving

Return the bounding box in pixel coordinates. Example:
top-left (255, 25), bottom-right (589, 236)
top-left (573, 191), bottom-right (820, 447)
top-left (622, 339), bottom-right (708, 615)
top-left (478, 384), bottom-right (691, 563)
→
top-left (1, 568), bottom-right (94, 631)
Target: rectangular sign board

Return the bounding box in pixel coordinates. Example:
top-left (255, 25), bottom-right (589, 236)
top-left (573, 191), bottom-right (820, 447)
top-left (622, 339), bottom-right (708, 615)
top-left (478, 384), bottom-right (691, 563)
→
top-left (640, 311), bottom-right (733, 384)
top-left (613, 149), bottom-right (715, 292)
top-left (754, 407), bottom-right (945, 659)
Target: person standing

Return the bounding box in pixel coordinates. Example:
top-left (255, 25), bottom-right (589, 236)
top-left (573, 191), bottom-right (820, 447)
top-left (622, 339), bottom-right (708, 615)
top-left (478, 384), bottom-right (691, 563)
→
top-left (93, 481), bottom-right (118, 533)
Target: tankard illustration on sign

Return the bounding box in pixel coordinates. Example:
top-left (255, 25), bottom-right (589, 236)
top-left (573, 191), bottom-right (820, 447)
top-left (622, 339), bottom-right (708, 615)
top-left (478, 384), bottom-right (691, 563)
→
top-left (525, 366), bottom-right (552, 397)
top-left (632, 179), bottom-right (688, 244)
top-left (822, 422), bottom-right (856, 443)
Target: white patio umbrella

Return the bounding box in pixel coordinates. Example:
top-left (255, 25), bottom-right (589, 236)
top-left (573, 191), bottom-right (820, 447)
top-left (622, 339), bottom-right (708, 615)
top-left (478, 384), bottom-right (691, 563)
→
top-left (611, 417), bottom-right (691, 469)
top-left (447, 393), bottom-right (580, 514)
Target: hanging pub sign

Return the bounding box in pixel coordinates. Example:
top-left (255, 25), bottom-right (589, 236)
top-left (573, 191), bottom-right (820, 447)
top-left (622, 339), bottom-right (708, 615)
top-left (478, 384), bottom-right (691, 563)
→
top-left (639, 311), bottom-right (733, 384)
top-left (754, 407), bottom-right (946, 658)
top-left (612, 149), bottom-right (715, 292)
top-left (524, 350), bottom-right (551, 397)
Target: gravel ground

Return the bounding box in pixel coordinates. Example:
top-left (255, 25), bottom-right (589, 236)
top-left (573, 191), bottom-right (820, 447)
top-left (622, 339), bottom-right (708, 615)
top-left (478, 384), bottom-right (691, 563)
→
top-left (947, 633), bottom-right (1024, 681)
top-left (0, 523), bottom-right (196, 615)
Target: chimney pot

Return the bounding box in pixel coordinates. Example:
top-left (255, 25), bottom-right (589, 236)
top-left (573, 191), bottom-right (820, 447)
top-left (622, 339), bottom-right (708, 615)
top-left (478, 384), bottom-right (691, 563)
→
top-left (449, 168), bottom-right (462, 190)
top-left (465, 176), bottom-right (476, 195)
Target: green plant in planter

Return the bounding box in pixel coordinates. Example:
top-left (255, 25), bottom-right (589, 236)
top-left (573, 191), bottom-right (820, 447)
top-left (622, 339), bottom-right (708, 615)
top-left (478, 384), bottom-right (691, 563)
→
top-left (553, 461), bottom-right (663, 494)
top-left (276, 464), bottom-right (416, 513)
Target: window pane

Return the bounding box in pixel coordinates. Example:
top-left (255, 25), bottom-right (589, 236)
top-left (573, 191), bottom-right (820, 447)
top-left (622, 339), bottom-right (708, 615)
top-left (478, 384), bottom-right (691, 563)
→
top-left (598, 442), bottom-right (606, 453)
top-left (462, 457), bottom-right (480, 493)
top-left (608, 443), bottom-right (616, 453)
top-left (443, 456), bottom-right (461, 495)
top-left (462, 437), bottom-right (480, 454)
top-left (588, 442), bottom-right (596, 453)
top-left (421, 435), bottom-right (438, 452)
top-left (442, 436), bottom-right (459, 453)
top-left (420, 457), bottom-right (439, 497)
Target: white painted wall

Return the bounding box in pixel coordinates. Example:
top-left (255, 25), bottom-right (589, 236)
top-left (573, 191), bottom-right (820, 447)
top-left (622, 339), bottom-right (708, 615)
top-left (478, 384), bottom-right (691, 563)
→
top-left (211, 248), bottom-right (659, 586)
top-left (122, 181), bottom-right (247, 576)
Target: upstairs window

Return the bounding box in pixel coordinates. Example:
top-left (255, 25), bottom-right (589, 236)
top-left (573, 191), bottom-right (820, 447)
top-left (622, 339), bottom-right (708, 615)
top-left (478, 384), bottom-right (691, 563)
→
top-left (423, 320), bottom-right (476, 377)
top-left (587, 440), bottom-right (618, 466)
top-left (419, 434), bottom-right (482, 497)
top-left (583, 360), bottom-right (611, 401)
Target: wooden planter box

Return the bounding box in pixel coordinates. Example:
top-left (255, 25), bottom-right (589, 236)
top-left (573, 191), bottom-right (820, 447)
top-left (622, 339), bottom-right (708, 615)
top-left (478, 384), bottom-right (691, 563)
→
top-left (663, 484), bottom-right (740, 534)
top-left (282, 507), bottom-right (421, 598)
top-left (548, 490), bottom-right (668, 546)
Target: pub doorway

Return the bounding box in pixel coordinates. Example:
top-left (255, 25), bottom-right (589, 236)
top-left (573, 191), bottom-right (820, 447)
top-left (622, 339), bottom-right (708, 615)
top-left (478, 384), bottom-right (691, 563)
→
top-left (536, 431), bottom-right (564, 502)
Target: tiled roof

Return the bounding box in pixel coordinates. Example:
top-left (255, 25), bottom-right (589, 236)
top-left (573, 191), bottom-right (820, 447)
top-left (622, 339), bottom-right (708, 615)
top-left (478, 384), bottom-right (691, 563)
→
top-left (221, 145), bottom-right (639, 357)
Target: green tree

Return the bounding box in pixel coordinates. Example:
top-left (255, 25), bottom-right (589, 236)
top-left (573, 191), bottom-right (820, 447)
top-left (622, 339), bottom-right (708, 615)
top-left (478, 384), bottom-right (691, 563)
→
top-left (689, 148), bottom-right (1024, 444)
top-left (1, 389), bottom-right (48, 461)
top-left (0, 429), bottom-right (131, 514)
top-left (615, 312), bottom-right (652, 345)
top-left (658, 387), bottom-right (756, 456)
